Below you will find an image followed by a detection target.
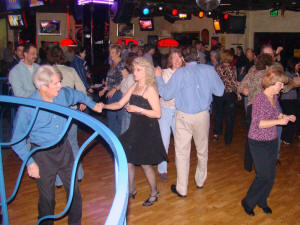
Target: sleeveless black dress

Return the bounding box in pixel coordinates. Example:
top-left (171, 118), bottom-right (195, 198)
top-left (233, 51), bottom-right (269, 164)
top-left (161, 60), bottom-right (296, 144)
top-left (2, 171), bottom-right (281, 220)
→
top-left (119, 94), bottom-right (168, 165)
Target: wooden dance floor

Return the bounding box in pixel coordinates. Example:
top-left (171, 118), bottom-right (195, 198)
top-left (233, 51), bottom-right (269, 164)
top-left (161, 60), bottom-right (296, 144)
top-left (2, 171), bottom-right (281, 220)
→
top-left (3, 105), bottom-right (300, 225)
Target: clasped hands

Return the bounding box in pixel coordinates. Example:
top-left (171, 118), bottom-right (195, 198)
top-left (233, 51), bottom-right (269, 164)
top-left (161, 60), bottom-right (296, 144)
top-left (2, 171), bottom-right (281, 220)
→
top-left (93, 103), bottom-right (143, 114)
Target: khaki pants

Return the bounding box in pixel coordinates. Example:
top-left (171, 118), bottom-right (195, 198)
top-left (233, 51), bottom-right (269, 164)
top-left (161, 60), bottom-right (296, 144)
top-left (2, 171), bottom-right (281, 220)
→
top-left (175, 110), bottom-right (210, 196)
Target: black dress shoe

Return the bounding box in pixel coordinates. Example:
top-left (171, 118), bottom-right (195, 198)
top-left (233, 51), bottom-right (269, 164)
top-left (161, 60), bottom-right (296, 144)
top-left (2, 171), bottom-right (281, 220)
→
top-left (262, 206), bottom-right (272, 214)
top-left (241, 199), bottom-right (255, 216)
top-left (170, 185), bottom-right (187, 198)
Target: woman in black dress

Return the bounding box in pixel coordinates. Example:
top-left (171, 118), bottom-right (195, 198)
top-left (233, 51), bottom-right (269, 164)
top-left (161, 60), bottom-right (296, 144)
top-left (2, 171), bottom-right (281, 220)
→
top-left (100, 57), bottom-right (167, 206)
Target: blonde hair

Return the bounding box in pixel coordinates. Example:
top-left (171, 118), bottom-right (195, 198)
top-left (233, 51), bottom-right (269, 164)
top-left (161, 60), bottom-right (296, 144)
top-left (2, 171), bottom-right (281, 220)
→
top-left (132, 57), bottom-right (156, 86)
top-left (33, 65), bottom-right (62, 89)
top-left (262, 63), bottom-right (288, 88)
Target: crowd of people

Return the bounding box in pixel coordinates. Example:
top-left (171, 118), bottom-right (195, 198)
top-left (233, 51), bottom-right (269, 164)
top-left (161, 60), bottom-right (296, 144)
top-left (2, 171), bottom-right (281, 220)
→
top-left (3, 39), bottom-right (300, 224)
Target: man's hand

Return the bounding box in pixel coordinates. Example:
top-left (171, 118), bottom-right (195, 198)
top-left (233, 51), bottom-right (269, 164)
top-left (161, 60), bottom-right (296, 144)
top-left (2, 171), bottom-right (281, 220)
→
top-left (106, 88), bottom-right (116, 98)
top-left (27, 162), bottom-right (40, 179)
top-left (288, 115), bottom-right (296, 123)
top-left (154, 66), bottom-right (162, 77)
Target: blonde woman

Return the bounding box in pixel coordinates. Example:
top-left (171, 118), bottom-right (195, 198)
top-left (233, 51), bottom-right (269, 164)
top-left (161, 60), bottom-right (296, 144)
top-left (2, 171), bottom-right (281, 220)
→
top-left (100, 57), bottom-right (167, 206)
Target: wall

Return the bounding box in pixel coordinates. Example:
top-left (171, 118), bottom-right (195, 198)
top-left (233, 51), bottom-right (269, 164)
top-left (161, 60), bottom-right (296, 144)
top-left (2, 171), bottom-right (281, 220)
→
top-left (0, 19), bottom-right (8, 59)
top-left (110, 10), bottom-right (300, 52)
top-left (36, 12), bottom-right (68, 50)
top-left (247, 10), bottom-right (300, 49)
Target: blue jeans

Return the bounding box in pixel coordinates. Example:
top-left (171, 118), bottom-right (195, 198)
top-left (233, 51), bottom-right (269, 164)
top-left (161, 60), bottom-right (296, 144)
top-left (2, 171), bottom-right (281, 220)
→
top-left (55, 122), bottom-right (84, 186)
top-left (157, 107), bottom-right (176, 174)
top-left (120, 107), bottom-right (131, 135)
top-left (107, 90), bottom-right (122, 136)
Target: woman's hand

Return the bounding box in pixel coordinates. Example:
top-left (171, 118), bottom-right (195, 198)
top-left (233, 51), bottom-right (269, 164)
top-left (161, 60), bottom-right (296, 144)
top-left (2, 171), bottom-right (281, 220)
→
top-left (287, 115), bottom-right (296, 123)
top-left (126, 104), bottom-right (143, 113)
top-left (106, 88), bottom-right (116, 98)
top-left (278, 116), bottom-right (289, 125)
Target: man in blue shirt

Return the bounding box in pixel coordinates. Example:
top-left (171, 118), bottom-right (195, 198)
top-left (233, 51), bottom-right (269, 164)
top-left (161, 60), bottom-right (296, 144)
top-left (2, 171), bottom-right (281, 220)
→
top-left (155, 53), bottom-right (224, 197)
top-left (9, 44), bottom-right (39, 97)
top-left (11, 65), bottom-right (102, 225)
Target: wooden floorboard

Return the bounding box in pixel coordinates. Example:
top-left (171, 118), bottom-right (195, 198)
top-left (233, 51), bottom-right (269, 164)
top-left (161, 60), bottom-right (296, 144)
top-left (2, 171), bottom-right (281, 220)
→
top-left (3, 105), bottom-right (300, 225)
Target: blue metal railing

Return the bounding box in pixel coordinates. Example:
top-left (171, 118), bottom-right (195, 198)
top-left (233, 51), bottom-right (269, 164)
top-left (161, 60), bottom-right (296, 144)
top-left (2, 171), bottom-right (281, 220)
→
top-left (0, 95), bottom-right (128, 225)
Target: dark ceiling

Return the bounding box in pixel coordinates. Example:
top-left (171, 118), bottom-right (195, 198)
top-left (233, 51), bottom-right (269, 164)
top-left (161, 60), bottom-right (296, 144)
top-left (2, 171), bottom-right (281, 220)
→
top-left (129, 0), bottom-right (300, 16)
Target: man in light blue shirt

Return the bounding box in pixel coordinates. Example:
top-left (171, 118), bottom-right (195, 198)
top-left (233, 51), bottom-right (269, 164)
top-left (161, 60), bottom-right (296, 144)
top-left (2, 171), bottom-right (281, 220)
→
top-left (9, 44), bottom-right (39, 97)
top-left (155, 53), bottom-right (224, 197)
top-left (11, 65), bottom-right (102, 225)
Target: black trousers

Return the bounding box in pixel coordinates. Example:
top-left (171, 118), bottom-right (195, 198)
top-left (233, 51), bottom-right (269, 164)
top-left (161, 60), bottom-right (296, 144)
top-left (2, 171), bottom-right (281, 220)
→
top-left (213, 92), bottom-right (237, 144)
top-left (244, 105), bottom-right (253, 171)
top-left (243, 138), bottom-right (277, 210)
top-left (32, 139), bottom-right (82, 225)
top-left (280, 99), bottom-right (297, 143)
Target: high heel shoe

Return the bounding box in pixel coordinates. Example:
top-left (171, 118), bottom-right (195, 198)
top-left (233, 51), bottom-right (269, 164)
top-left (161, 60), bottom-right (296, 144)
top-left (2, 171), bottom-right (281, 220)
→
top-left (142, 192), bottom-right (159, 206)
top-left (129, 190), bottom-right (137, 199)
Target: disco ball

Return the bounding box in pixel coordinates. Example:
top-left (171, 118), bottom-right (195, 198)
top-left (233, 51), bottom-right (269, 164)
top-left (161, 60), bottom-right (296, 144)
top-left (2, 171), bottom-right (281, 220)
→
top-left (195, 0), bottom-right (221, 11)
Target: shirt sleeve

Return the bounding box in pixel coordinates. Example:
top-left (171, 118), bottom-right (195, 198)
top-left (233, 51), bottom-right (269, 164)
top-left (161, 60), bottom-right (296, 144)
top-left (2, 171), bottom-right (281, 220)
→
top-left (11, 107), bottom-right (35, 166)
top-left (156, 68), bottom-right (183, 101)
top-left (9, 68), bottom-right (31, 97)
top-left (210, 67), bottom-right (225, 97)
top-left (62, 87), bottom-right (96, 109)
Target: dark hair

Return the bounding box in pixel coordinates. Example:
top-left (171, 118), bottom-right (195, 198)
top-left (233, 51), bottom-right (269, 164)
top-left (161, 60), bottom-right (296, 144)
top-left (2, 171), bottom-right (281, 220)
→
top-left (195, 40), bottom-right (204, 46)
top-left (75, 46), bottom-right (86, 55)
top-left (47, 46), bottom-right (65, 65)
top-left (125, 54), bottom-right (137, 73)
top-left (24, 43), bottom-right (37, 53)
top-left (221, 49), bottom-right (234, 63)
top-left (15, 43), bottom-right (24, 51)
top-left (255, 53), bottom-right (273, 70)
top-left (129, 43), bottom-right (137, 51)
top-left (144, 44), bottom-right (155, 53)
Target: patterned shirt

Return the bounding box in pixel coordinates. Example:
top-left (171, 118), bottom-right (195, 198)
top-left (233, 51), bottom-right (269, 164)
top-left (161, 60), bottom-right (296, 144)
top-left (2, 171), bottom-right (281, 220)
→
top-left (106, 60), bottom-right (125, 90)
top-left (248, 92), bottom-right (280, 141)
top-left (238, 69), bottom-right (266, 106)
top-left (216, 63), bottom-right (238, 94)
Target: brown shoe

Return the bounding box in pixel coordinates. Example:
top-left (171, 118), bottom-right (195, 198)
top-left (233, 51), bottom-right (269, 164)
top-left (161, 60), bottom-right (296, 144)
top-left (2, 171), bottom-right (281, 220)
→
top-left (158, 173), bottom-right (168, 183)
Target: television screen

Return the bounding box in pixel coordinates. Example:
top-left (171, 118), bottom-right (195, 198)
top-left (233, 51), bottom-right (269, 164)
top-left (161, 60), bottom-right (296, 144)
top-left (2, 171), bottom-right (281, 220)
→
top-left (5, 0), bottom-right (21, 10)
top-left (224, 15), bottom-right (246, 34)
top-left (29, 0), bottom-right (44, 7)
top-left (39, 20), bottom-right (61, 35)
top-left (139, 18), bottom-right (154, 31)
top-left (7, 14), bottom-right (24, 28)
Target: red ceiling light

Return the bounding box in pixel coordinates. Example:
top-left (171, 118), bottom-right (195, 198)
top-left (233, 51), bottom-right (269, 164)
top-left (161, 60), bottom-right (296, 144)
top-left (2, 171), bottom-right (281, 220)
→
top-left (224, 13), bottom-right (229, 20)
top-left (117, 38), bottom-right (138, 46)
top-left (157, 38), bottom-right (179, 47)
top-left (172, 9), bottom-right (178, 16)
top-left (60, 38), bottom-right (77, 47)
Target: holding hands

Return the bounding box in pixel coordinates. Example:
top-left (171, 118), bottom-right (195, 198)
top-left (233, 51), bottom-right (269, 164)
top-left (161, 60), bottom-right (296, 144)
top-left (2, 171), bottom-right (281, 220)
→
top-left (278, 114), bottom-right (296, 125)
top-left (126, 104), bottom-right (144, 114)
top-left (93, 102), bottom-right (104, 113)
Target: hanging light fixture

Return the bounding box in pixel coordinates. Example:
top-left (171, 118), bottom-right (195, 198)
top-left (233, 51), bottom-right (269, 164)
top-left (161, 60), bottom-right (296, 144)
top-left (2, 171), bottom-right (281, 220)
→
top-left (60, 38), bottom-right (78, 47)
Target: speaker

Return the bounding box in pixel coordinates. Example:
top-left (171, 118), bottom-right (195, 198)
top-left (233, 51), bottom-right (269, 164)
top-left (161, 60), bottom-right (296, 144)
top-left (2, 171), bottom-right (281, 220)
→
top-left (113, 0), bottom-right (135, 24)
top-left (164, 14), bottom-right (176, 23)
top-left (224, 15), bottom-right (246, 34)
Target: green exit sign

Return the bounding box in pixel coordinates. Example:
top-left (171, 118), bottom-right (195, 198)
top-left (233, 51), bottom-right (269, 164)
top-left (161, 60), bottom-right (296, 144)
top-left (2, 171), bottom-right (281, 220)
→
top-left (270, 10), bottom-right (278, 16)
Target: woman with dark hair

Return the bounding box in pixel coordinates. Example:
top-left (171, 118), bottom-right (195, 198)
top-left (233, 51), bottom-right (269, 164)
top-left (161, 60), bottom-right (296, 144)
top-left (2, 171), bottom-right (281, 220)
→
top-left (98, 44), bottom-right (127, 136)
top-left (213, 49), bottom-right (239, 144)
top-left (241, 65), bottom-right (295, 216)
top-left (70, 46), bottom-right (93, 94)
top-left (236, 46), bottom-right (247, 81)
top-left (238, 53), bottom-right (274, 172)
top-left (47, 45), bottom-right (87, 187)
